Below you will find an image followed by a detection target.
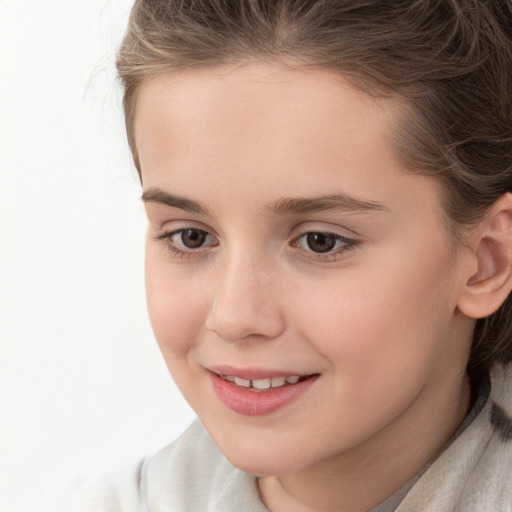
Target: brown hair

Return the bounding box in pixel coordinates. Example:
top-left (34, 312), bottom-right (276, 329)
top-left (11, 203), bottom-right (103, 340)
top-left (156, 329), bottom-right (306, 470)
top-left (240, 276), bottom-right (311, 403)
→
top-left (116, 0), bottom-right (512, 371)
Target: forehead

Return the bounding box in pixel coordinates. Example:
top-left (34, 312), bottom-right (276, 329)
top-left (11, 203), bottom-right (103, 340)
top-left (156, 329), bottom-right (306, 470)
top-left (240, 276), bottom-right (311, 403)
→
top-left (135, 63), bottom-right (395, 142)
top-left (134, 62), bottom-right (443, 224)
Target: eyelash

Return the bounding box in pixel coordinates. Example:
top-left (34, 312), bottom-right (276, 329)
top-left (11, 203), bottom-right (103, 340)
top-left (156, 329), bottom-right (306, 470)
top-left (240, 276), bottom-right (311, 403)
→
top-left (155, 228), bottom-right (360, 262)
top-left (292, 232), bottom-right (360, 262)
top-left (155, 228), bottom-right (218, 259)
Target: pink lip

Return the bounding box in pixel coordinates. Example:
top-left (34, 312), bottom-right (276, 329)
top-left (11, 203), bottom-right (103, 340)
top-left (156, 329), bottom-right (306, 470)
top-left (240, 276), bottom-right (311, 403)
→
top-left (209, 365), bottom-right (309, 380)
top-left (209, 369), bottom-right (319, 416)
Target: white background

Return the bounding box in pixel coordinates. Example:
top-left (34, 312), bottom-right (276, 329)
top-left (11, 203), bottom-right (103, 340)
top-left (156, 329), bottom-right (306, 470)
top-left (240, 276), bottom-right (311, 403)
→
top-left (0, 2), bottom-right (195, 510)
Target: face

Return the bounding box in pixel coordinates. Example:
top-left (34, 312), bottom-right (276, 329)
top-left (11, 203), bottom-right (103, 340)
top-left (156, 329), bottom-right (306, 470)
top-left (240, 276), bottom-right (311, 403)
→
top-left (135, 63), bottom-right (473, 477)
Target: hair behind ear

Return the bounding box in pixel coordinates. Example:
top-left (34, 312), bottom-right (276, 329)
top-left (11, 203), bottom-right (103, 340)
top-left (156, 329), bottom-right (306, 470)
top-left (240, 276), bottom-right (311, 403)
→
top-left (471, 294), bottom-right (512, 370)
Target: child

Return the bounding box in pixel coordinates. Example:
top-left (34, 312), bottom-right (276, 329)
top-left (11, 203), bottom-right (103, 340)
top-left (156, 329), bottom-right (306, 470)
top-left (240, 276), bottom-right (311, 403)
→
top-left (55, 1), bottom-right (512, 510)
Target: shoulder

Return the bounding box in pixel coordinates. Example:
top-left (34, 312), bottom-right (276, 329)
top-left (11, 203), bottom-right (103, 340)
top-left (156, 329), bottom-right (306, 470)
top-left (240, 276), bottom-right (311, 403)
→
top-left (398, 364), bottom-right (512, 512)
top-left (458, 364), bottom-right (512, 511)
top-left (144, 420), bottom-right (265, 511)
top-left (45, 420), bottom-right (265, 512)
top-left (44, 457), bottom-right (146, 512)
top-left (43, 423), bottom-right (208, 512)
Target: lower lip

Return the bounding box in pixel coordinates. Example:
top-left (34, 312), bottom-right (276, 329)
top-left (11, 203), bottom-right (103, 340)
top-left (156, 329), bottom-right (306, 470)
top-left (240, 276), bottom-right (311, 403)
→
top-left (210, 373), bottom-right (318, 416)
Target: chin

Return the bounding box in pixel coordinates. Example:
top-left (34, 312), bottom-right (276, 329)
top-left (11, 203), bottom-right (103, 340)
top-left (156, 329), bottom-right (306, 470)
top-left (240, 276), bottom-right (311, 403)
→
top-left (225, 451), bottom-right (300, 478)
top-left (208, 427), bottom-right (312, 477)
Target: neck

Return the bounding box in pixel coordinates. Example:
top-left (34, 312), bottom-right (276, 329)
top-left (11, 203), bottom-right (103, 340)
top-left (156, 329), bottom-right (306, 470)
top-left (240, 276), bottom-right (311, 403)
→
top-left (258, 371), bottom-right (471, 512)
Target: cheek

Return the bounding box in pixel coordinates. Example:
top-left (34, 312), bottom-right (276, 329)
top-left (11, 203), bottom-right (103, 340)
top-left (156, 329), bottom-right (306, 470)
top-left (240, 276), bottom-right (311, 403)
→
top-left (291, 246), bottom-right (457, 383)
top-left (145, 247), bottom-right (209, 357)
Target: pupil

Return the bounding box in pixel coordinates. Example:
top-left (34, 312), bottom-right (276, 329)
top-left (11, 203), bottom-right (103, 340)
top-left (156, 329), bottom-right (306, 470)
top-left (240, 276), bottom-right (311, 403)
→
top-left (306, 232), bottom-right (336, 253)
top-left (181, 229), bottom-right (206, 248)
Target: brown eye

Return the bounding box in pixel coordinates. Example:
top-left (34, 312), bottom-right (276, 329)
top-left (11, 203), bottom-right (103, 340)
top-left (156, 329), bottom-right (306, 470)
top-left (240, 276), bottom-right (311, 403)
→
top-left (156, 227), bottom-right (218, 259)
top-left (294, 231), bottom-right (359, 260)
top-left (180, 228), bottom-right (208, 248)
top-left (305, 232), bottom-right (337, 253)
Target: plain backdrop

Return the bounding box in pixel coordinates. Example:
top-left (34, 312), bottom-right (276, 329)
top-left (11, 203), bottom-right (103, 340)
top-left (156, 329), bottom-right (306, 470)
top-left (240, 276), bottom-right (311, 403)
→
top-left (0, 1), bottom-right (196, 510)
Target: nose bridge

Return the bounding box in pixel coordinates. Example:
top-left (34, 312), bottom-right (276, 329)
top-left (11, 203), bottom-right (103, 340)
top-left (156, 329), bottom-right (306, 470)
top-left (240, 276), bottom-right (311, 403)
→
top-left (230, 254), bottom-right (265, 292)
top-left (205, 249), bottom-right (284, 342)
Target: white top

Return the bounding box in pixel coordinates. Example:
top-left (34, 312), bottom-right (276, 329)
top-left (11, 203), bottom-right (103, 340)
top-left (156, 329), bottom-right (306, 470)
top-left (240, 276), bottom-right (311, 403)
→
top-left (47, 364), bottom-right (512, 512)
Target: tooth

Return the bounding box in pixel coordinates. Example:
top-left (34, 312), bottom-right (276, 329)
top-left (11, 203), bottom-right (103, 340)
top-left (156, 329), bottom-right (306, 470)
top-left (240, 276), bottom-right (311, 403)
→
top-left (271, 377), bottom-right (286, 388)
top-left (252, 378), bottom-right (272, 390)
top-left (234, 377), bottom-right (251, 388)
top-left (286, 376), bottom-right (300, 384)
top-left (223, 375), bottom-right (235, 382)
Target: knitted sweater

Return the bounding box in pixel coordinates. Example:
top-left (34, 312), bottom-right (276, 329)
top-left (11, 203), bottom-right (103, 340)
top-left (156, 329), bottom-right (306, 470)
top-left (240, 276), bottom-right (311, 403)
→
top-left (48, 364), bottom-right (512, 512)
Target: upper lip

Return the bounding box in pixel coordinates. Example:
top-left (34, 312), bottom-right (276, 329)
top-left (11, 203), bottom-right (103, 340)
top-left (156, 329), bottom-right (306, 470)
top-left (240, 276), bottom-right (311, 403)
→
top-left (208, 365), bottom-right (314, 380)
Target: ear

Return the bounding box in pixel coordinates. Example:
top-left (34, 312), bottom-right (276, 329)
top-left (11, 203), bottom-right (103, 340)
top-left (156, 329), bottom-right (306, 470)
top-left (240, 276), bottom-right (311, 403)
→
top-left (457, 193), bottom-right (512, 319)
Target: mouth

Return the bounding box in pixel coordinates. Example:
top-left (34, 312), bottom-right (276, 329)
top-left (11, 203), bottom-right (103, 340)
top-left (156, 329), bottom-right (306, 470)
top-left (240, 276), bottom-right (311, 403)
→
top-left (214, 372), bottom-right (312, 391)
top-left (208, 367), bottom-right (319, 416)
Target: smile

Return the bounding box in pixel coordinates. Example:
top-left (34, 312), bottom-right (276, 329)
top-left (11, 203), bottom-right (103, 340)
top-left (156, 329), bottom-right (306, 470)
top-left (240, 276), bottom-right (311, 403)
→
top-left (209, 369), bottom-right (319, 416)
top-left (218, 373), bottom-right (304, 391)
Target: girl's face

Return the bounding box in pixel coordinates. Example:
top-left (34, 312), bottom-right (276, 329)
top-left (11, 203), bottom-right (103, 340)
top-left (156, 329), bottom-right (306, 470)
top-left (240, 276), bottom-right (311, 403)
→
top-left (136, 63), bottom-right (474, 477)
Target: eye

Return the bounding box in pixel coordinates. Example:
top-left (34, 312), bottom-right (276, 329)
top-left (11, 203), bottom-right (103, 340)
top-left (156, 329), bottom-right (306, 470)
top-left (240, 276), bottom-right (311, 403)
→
top-left (293, 231), bottom-right (359, 259)
top-left (177, 228), bottom-right (209, 249)
top-left (301, 232), bottom-right (338, 253)
top-left (155, 227), bottom-right (217, 257)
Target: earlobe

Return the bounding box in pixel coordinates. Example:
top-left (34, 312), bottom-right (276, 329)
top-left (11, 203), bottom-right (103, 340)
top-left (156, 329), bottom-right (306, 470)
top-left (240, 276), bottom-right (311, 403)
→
top-left (458, 193), bottom-right (512, 319)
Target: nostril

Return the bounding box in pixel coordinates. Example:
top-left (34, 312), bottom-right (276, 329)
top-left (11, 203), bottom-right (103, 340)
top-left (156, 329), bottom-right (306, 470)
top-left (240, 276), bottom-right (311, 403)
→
top-left (204, 271), bottom-right (285, 342)
top-left (205, 305), bottom-right (285, 343)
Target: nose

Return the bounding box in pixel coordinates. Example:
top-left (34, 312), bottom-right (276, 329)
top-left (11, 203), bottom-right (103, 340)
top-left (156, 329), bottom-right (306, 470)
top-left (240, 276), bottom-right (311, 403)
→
top-left (204, 256), bottom-right (285, 343)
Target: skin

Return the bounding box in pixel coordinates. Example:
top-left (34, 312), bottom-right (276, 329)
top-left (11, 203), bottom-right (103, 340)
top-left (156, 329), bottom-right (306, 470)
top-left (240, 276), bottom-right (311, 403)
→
top-left (135, 62), bottom-right (478, 512)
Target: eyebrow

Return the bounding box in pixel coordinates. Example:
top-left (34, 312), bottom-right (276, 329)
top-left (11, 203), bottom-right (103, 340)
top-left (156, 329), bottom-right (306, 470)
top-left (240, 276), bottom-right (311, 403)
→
top-left (269, 194), bottom-right (389, 215)
top-left (141, 187), bottom-right (389, 216)
top-left (141, 187), bottom-right (211, 215)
